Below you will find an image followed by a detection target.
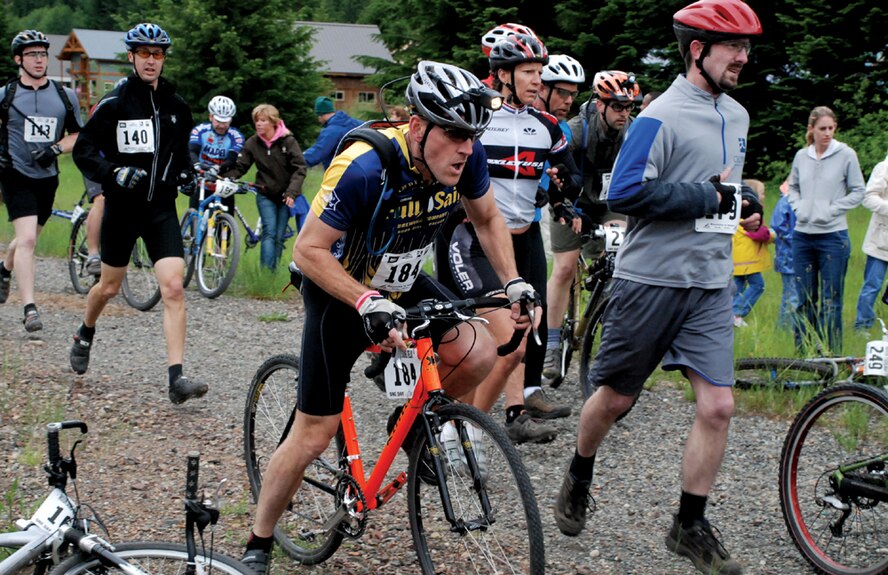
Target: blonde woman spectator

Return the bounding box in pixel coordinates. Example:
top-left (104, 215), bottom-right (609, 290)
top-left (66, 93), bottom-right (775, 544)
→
top-left (854, 151), bottom-right (888, 331)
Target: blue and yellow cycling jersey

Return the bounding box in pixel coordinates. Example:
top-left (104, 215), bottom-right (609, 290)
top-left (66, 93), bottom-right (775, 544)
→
top-left (188, 123), bottom-right (245, 167)
top-left (311, 124), bottom-right (490, 294)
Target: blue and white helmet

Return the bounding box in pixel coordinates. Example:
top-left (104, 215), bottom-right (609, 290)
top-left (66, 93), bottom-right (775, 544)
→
top-left (124, 23), bottom-right (171, 50)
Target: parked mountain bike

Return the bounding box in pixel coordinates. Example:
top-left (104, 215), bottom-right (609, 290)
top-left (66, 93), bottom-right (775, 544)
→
top-left (778, 342), bottom-right (888, 575)
top-left (0, 421), bottom-right (252, 575)
top-left (552, 224), bottom-right (624, 399)
top-left (243, 296), bottom-right (545, 574)
top-left (180, 174), bottom-right (254, 299)
top-left (50, 189), bottom-right (95, 295)
top-left (228, 189), bottom-right (296, 252)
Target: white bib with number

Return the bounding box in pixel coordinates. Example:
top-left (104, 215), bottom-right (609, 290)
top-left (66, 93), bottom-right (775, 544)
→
top-left (384, 348), bottom-right (421, 400)
top-left (29, 488), bottom-right (75, 532)
top-left (864, 340), bottom-right (888, 377)
top-left (24, 116), bottom-right (57, 143)
top-left (599, 172), bottom-right (612, 201)
top-left (603, 226), bottom-right (624, 252)
top-left (116, 119), bottom-right (155, 154)
top-left (694, 183), bottom-right (741, 234)
top-left (370, 244), bottom-right (432, 292)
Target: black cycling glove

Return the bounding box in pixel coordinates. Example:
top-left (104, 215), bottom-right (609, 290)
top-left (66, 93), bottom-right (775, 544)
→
top-left (710, 175), bottom-right (736, 214)
top-left (32, 144), bottom-right (62, 168)
top-left (357, 291), bottom-right (406, 344)
top-left (552, 200), bottom-right (579, 225)
top-left (740, 185), bottom-right (763, 220)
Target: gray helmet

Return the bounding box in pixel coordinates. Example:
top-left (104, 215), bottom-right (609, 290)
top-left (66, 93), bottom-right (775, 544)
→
top-left (406, 61), bottom-right (498, 137)
top-left (11, 30), bottom-right (49, 56)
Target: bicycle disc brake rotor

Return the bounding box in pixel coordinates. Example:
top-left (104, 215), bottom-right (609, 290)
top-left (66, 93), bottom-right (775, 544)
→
top-left (336, 475), bottom-right (367, 539)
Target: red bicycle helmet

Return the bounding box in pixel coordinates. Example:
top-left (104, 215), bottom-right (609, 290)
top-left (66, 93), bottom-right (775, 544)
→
top-left (673, 0), bottom-right (762, 56)
top-left (481, 23), bottom-right (538, 57)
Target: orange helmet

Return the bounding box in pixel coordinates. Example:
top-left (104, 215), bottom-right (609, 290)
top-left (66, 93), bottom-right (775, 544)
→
top-left (481, 23), bottom-right (538, 57)
top-left (592, 71), bottom-right (641, 103)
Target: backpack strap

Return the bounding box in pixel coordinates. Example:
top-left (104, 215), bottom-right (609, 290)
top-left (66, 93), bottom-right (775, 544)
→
top-left (0, 80), bottom-right (18, 163)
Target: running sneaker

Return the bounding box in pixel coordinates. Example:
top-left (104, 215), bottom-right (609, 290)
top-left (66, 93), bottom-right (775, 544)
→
top-left (168, 375), bottom-right (209, 404)
top-left (732, 315), bottom-right (748, 328)
top-left (665, 514), bottom-right (742, 575)
top-left (525, 389), bottom-right (571, 419)
top-left (70, 333), bottom-right (92, 374)
top-left (505, 413), bottom-right (557, 444)
top-left (86, 254), bottom-right (102, 275)
top-left (240, 548), bottom-right (269, 575)
top-left (23, 308), bottom-right (43, 332)
top-left (440, 421), bottom-right (488, 481)
top-left (554, 470), bottom-right (594, 536)
top-left (542, 346), bottom-right (561, 380)
top-left (0, 272), bottom-right (10, 303)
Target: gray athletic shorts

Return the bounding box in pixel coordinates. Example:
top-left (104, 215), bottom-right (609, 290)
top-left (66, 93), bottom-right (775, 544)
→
top-left (590, 279), bottom-right (734, 396)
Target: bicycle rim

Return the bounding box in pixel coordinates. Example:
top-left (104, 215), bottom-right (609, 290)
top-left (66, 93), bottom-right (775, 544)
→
top-left (50, 541), bottom-right (252, 575)
top-left (408, 403), bottom-right (545, 574)
top-left (180, 211), bottom-right (197, 288)
top-left (779, 384), bottom-right (888, 575)
top-left (121, 238), bottom-right (161, 311)
top-left (735, 358), bottom-right (834, 390)
top-left (197, 213), bottom-right (240, 298)
top-left (243, 355), bottom-right (346, 565)
top-left (67, 213), bottom-right (92, 295)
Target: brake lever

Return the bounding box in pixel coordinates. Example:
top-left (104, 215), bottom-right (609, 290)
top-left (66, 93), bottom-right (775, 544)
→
top-left (523, 294), bottom-right (541, 347)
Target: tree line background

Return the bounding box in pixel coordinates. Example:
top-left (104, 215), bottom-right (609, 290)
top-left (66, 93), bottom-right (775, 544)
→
top-left (0, 0), bottom-right (885, 183)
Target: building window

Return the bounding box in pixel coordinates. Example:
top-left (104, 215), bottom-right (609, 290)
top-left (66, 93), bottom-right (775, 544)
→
top-left (332, 91), bottom-right (345, 101)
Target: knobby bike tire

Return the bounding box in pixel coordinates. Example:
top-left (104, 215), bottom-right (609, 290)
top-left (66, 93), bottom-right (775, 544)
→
top-left (407, 403), bottom-right (545, 575)
top-left (50, 541), bottom-right (252, 575)
top-left (67, 212), bottom-right (93, 295)
top-left (197, 212), bottom-right (240, 298)
top-left (778, 383), bottom-right (888, 575)
top-left (180, 210), bottom-right (198, 289)
top-left (121, 238), bottom-right (161, 312)
top-left (734, 357), bottom-right (835, 390)
top-left (578, 300), bottom-right (607, 401)
top-left (243, 354), bottom-right (347, 565)
top-left (553, 273), bottom-right (583, 389)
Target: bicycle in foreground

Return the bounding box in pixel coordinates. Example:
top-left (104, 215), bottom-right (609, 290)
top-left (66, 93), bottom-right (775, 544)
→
top-left (0, 420), bottom-right (252, 575)
top-left (550, 223), bottom-right (623, 399)
top-left (778, 331), bottom-right (888, 574)
top-left (244, 296), bottom-right (545, 574)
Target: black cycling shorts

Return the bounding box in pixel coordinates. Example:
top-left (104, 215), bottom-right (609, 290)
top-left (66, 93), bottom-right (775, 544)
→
top-left (298, 272), bottom-right (468, 416)
top-left (0, 171), bottom-right (58, 225)
top-left (100, 197), bottom-right (183, 267)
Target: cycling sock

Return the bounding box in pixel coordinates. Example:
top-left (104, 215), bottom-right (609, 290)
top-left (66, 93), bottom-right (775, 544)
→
top-left (568, 449), bottom-right (595, 483)
top-left (505, 404), bottom-right (524, 424)
top-left (677, 491), bottom-right (707, 527)
top-left (24, 303), bottom-right (36, 315)
top-left (546, 330), bottom-right (560, 349)
top-left (169, 364), bottom-right (183, 385)
top-left (0, 264), bottom-right (10, 277)
top-left (78, 323), bottom-right (95, 341)
top-left (523, 386), bottom-right (542, 399)
top-left (245, 531), bottom-right (274, 553)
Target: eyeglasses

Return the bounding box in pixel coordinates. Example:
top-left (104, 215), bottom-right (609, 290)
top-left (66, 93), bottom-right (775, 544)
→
top-left (133, 48), bottom-right (166, 61)
top-left (607, 102), bottom-right (635, 113)
top-left (717, 40), bottom-right (753, 55)
top-left (552, 87), bottom-right (579, 100)
top-left (22, 51), bottom-right (49, 59)
top-left (439, 125), bottom-right (479, 144)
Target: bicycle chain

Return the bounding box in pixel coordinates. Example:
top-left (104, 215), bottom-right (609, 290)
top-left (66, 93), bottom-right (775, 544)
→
top-left (335, 474), bottom-right (367, 539)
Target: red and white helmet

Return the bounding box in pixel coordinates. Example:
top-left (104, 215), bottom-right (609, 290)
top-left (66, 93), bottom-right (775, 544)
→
top-left (480, 23), bottom-right (538, 57)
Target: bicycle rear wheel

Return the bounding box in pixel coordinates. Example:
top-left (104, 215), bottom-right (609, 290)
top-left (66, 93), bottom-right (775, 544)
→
top-left (180, 210), bottom-right (198, 288)
top-left (197, 212), bottom-right (240, 298)
top-left (408, 403), bottom-right (545, 574)
top-left (243, 354), bottom-right (346, 565)
top-left (50, 541), bottom-right (251, 575)
top-left (121, 238), bottom-right (161, 311)
top-left (67, 212), bottom-right (93, 295)
top-left (779, 384), bottom-right (888, 575)
top-left (734, 357), bottom-right (835, 390)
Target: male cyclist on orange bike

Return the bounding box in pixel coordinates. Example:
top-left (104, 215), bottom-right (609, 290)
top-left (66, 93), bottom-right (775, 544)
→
top-left (240, 61), bottom-right (540, 575)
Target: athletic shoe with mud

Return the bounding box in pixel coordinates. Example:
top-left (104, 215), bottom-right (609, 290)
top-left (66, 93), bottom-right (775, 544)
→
top-left (440, 420), bottom-right (488, 481)
top-left (505, 413), bottom-right (557, 444)
top-left (168, 375), bottom-right (208, 404)
top-left (240, 548), bottom-right (269, 575)
top-left (542, 346), bottom-right (561, 380)
top-left (86, 255), bottom-right (102, 275)
top-left (0, 273), bottom-right (10, 303)
top-left (23, 308), bottom-right (43, 332)
top-left (665, 514), bottom-right (742, 575)
top-left (525, 388), bottom-right (571, 419)
top-left (70, 334), bottom-right (92, 374)
top-left (554, 470), bottom-right (594, 536)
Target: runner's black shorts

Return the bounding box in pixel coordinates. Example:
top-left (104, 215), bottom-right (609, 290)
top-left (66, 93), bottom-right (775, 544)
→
top-left (100, 196), bottom-right (183, 267)
top-left (0, 171), bottom-right (58, 225)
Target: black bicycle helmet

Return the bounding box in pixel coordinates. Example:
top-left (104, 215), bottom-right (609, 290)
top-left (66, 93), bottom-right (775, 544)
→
top-left (11, 30), bottom-right (49, 56)
top-left (124, 23), bottom-right (172, 50)
top-left (406, 61), bottom-right (497, 137)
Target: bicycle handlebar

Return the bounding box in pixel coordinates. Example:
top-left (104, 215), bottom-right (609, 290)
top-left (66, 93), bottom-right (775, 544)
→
top-left (60, 526), bottom-right (149, 575)
top-left (186, 452), bottom-right (199, 501)
top-left (46, 421), bottom-right (88, 468)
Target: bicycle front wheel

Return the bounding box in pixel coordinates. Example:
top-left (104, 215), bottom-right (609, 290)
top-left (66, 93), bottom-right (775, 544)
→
top-left (578, 300), bottom-right (607, 400)
top-left (197, 212), bottom-right (240, 298)
top-left (735, 357), bottom-right (834, 390)
top-left (121, 238), bottom-right (161, 311)
top-left (50, 541), bottom-right (252, 575)
top-left (408, 403), bottom-right (545, 574)
top-left (243, 354), bottom-right (346, 565)
top-left (180, 210), bottom-right (198, 288)
top-left (67, 212), bottom-right (93, 295)
top-left (779, 383), bottom-right (888, 575)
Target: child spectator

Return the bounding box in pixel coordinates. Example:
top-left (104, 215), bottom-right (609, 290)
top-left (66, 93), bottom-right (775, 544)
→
top-left (732, 180), bottom-right (774, 327)
top-left (771, 179), bottom-right (798, 330)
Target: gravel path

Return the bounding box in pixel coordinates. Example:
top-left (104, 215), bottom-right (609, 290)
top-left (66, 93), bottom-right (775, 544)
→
top-left (0, 255), bottom-right (813, 574)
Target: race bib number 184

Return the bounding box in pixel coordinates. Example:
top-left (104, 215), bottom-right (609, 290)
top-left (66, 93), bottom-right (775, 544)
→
top-left (384, 348), bottom-right (421, 400)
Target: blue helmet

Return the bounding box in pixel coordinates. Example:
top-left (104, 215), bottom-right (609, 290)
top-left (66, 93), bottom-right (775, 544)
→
top-left (124, 23), bottom-right (171, 50)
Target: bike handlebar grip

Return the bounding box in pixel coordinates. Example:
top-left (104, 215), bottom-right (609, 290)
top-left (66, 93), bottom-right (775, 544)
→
top-left (364, 351), bottom-right (392, 379)
top-left (186, 452), bottom-right (199, 501)
top-left (496, 329), bottom-right (525, 357)
top-left (47, 424), bottom-right (61, 467)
